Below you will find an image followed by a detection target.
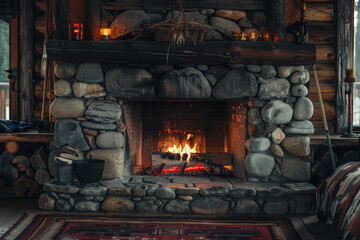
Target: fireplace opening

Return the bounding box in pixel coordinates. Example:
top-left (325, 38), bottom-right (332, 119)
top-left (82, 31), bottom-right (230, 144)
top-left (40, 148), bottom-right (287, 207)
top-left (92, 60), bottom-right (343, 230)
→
top-left (124, 100), bottom-right (248, 177)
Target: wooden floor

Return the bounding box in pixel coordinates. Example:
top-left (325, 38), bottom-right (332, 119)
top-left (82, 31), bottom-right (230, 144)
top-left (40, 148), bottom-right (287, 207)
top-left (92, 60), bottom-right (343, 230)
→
top-left (0, 198), bottom-right (339, 239)
top-left (0, 198), bottom-right (38, 236)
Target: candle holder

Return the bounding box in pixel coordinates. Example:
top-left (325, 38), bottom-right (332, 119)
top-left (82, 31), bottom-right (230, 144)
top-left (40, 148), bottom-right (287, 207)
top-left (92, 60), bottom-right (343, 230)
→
top-left (240, 32), bottom-right (247, 41)
top-left (264, 32), bottom-right (271, 41)
top-left (69, 23), bottom-right (84, 41)
top-left (231, 31), bottom-right (239, 41)
top-left (256, 32), bottom-right (262, 41)
top-left (342, 68), bottom-right (358, 138)
top-left (250, 32), bottom-right (256, 41)
top-left (100, 28), bottom-right (112, 41)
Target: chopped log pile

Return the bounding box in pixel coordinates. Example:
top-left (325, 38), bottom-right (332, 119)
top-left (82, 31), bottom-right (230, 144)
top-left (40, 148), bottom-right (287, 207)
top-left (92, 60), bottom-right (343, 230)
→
top-left (143, 151), bottom-right (233, 176)
top-left (0, 144), bottom-right (50, 197)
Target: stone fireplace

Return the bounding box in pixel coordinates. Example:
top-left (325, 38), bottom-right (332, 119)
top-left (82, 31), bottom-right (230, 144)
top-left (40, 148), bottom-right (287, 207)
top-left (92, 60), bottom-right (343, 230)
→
top-left (50, 62), bottom-right (314, 180)
top-left (38, 7), bottom-right (316, 215)
top-left (39, 62), bottom-right (316, 215)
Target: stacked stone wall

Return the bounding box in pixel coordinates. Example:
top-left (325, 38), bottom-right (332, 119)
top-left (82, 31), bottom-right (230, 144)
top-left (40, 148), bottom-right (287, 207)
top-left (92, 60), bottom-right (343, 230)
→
top-left (51, 62), bottom-right (313, 183)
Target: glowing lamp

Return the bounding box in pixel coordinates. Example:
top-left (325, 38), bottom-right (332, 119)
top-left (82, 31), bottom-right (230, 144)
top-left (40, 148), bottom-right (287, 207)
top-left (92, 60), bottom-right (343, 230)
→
top-left (69, 23), bottom-right (84, 41)
top-left (240, 32), bottom-right (247, 41)
top-left (231, 31), bottom-right (239, 41)
top-left (100, 28), bottom-right (112, 41)
top-left (264, 32), bottom-right (271, 42)
top-left (250, 32), bottom-right (256, 41)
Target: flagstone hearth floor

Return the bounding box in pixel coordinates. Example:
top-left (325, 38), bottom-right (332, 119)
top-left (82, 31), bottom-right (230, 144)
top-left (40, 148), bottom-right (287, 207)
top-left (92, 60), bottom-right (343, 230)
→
top-left (39, 176), bottom-right (318, 216)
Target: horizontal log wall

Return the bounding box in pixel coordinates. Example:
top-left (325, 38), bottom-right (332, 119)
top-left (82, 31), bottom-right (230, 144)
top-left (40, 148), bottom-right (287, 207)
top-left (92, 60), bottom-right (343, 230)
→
top-left (33, 0), bottom-right (49, 122)
top-left (285, 0), bottom-right (336, 134)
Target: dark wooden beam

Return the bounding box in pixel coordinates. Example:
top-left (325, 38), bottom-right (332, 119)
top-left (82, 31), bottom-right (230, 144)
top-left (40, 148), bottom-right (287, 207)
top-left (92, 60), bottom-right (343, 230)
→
top-left (335, 0), bottom-right (351, 134)
top-left (88, 0), bottom-right (100, 41)
top-left (9, 0), bottom-right (19, 120)
top-left (100, 0), bottom-right (267, 11)
top-left (310, 135), bottom-right (358, 147)
top-left (19, 0), bottom-right (34, 122)
top-left (54, 0), bottom-right (68, 40)
top-left (0, 131), bottom-right (54, 142)
top-left (268, 0), bottom-right (285, 41)
top-left (46, 40), bottom-right (316, 65)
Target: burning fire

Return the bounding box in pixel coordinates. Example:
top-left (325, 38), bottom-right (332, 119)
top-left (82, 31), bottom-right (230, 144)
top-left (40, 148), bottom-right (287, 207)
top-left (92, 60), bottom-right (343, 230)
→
top-left (166, 143), bottom-right (197, 162)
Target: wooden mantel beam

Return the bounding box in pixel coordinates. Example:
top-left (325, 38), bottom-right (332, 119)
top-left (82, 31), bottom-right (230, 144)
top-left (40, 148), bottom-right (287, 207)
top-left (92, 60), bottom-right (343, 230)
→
top-left (46, 40), bottom-right (316, 65)
top-left (100, 0), bottom-right (267, 11)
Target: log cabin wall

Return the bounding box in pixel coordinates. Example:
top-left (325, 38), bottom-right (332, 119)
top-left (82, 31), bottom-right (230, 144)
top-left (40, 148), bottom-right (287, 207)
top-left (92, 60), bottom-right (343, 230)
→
top-left (285, 0), bottom-right (336, 134)
top-left (30, 0), bottom-right (338, 134)
top-left (33, 0), bottom-right (50, 121)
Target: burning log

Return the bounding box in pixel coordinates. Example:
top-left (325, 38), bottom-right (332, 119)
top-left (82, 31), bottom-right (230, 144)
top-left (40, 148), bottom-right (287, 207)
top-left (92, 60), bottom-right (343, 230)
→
top-left (151, 151), bottom-right (232, 165)
top-left (148, 151), bottom-right (233, 176)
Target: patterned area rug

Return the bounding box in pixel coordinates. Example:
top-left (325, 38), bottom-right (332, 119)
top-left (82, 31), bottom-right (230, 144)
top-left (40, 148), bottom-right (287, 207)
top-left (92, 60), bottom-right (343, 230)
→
top-left (1, 212), bottom-right (316, 240)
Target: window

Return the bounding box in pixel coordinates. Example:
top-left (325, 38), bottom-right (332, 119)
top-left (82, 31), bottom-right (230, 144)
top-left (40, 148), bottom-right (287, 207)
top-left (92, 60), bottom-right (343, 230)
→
top-left (0, 19), bottom-right (9, 119)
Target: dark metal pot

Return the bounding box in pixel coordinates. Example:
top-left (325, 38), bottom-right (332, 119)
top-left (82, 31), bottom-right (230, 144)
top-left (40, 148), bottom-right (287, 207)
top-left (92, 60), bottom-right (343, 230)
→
top-left (75, 159), bottom-right (105, 184)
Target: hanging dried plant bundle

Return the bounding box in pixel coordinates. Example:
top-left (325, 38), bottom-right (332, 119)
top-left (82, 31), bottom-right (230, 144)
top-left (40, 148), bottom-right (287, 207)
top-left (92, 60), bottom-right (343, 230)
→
top-left (147, 18), bottom-right (213, 46)
top-left (137, 0), bottom-right (211, 46)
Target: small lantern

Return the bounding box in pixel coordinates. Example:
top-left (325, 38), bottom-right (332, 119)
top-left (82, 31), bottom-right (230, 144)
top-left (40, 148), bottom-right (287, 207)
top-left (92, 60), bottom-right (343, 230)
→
top-left (100, 28), bottom-right (112, 41)
top-left (240, 32), bottom-right (247, 41)
top-left (250, 32), bottom-right (256, 41)
top-left (264, 32), bottom-right (271, 42)
top-left (69, 23), bottom-right (84, 41)
top-left (256, 32), bottom-right (262, 41)
top-left (231, 31), bottom-right (239, 41)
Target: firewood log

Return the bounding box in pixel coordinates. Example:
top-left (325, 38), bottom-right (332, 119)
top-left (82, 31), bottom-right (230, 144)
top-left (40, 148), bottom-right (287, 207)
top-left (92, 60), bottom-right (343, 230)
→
top-left (34, 168), bottom-right (51, 185)
top-left (25, 167), bottom-right (35, 178)
top-left (12, 155), bottom-right (30, 172)
top-left (0, 151), bottom-right (18, 184)
top-left (13, 177), bottom-right (40, 197)
top-left (30, 145), bottom-right (48, 170)
top-left (5, 141), bottom-right (19, 154)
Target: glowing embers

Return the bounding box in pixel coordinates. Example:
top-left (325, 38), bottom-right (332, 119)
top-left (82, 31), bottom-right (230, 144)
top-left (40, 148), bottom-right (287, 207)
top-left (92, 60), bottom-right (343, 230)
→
top-left (160, 162), bottom-right (210, 176)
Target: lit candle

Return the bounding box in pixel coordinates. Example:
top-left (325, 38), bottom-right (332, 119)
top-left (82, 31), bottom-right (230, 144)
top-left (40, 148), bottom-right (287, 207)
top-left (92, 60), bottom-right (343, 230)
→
top-left (346, 68), bottom-right (355, 78)
top-left (250, 32), bottom-right (256, 41)
top-left (240, 32), bottom-right (247, 41)
top-left (264, 32), bottom-right (271, 42)
top-left (256, 32), bottom-right (262, 41)
top-left (100, 28), bottom-right (112, 41)
top-left (69, 23), bottom-right (84, 41)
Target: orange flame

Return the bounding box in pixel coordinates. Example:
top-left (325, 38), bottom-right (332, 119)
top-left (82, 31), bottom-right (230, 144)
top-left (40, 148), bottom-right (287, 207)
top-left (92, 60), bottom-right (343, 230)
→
top-left (166, 143), bottom-right (197, 162)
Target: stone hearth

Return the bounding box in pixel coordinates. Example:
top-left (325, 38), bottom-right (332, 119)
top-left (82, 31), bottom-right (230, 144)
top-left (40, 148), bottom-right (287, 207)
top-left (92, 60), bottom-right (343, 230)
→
top-left (39, 176), bottom-right (315, 215)
top-left (44, 7), bottom-right (317, 214)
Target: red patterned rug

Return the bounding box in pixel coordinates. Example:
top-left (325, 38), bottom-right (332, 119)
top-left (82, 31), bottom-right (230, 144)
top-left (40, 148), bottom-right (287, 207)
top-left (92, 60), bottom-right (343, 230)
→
top-left (1, 212), bottom-right (316, 240)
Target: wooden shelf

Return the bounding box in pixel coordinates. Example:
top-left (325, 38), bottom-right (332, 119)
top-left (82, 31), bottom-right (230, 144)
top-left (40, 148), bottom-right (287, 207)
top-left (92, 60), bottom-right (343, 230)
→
top-left (310, 135), bottom-right (358, 147)
top-left (46, 40), bottom-right (316, 65)
top-left (0, 130), bottom-right (53, 142)
top-left (100, 0), bottom-right (268, 11)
